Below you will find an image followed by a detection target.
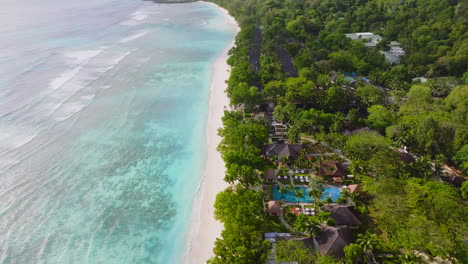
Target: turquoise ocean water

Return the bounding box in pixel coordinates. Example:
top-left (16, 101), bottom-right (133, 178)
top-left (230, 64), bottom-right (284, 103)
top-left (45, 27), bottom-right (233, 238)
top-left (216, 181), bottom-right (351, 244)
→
top-left (0, 0), bottom-right (236, 263)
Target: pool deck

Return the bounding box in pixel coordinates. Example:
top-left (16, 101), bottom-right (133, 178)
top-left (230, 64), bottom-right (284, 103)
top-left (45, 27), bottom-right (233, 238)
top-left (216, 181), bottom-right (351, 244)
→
top-left (272, 184), bottom-right (344, 203)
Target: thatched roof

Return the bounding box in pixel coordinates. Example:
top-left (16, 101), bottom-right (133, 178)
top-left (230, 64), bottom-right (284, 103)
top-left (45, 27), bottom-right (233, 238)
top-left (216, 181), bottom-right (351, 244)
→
top-left (319, 161), bottom-right (346, 177)
top-left (347, 184), bottom-right (360, 194)
top-left (316, 226), bottom-right (352, 258)
top-left (267, 200), bottom-right (281, 215)
top-left (265, 169), bottom-right (276, 181)
top-left (264, 144), bottom-right (303, 160)
top-left (322, 205), bottom-right (361, 227)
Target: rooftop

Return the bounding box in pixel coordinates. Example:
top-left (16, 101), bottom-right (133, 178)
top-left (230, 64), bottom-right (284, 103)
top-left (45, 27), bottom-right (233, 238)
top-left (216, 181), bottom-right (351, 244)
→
top-left (345, 32), bottom-right (382, 43)
top-left (316, 226), bottom-right (353, 258)
top-left (267, 200), bottom-right (282, 215)
top-left (265, 169), bottom-right (276, 181)
top-left (347, 184), bottom-right (361, 194)
top-left (264, 144), bottom-right (303, 160)
top-left (322, 205), bottom-right (361, 227)
top-left (318, 161), bottom-right (347, 177)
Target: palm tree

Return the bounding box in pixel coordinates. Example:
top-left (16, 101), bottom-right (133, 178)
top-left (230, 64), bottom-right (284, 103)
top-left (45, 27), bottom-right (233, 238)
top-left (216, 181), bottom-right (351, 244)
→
top-left (304, 218), bottom-right (322, 237)
top-left (309, 177), bottom-right (325, 209)
top-left (294, 214), bottom-right (322, 237)
top-left (357, 232), bottom-right (380, 262)
top-left (294, 189), bottom-right (305, 205)
top-left (278, 186), bottom-right (288, 200)
top-left (287, 125), bottom-right (301, 144)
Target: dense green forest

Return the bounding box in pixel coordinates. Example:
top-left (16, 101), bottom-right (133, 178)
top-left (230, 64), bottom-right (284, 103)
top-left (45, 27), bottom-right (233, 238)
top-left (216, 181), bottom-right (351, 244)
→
top-left (206, 0), bottom-right (467, 263)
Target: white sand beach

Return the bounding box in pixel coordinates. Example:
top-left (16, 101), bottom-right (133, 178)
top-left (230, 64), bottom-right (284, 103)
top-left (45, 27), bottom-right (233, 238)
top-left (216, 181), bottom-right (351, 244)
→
top-left (183, 3), bottom-right (239, 264)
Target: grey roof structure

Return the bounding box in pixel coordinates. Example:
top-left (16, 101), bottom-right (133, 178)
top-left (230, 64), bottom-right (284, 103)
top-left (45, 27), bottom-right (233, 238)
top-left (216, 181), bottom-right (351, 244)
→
top-left (264, 144), bottom-right (303, 160)
top-left (265, 169), bottom-right (276, 181)
top-left (322, 205), bottom-right (362, 227)
top-left (315, 226), bottom-right (353, 258)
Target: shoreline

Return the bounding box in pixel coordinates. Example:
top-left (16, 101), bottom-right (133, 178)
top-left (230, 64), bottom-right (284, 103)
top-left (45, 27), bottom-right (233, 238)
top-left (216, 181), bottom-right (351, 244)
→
top-left (183, 3), bottom-right (239, 264)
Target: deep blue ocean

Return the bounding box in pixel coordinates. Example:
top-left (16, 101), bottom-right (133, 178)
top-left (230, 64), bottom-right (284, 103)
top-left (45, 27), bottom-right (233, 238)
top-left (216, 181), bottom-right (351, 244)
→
top-left (0, 0), bottom-right (235, 263)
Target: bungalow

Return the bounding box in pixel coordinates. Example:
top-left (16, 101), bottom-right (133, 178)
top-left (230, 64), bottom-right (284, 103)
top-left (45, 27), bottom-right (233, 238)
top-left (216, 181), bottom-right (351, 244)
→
top-left (347, 184), bottom-right (361, 194)
top-left (322, 205), bottom-right (361, 228)
top-left (318, 161), bottom-right (347, 183)
top-left (264, 169), bottom-right (276, 182)
top-left (394, 148), bottom-right (416, 163)
top-left (272, 121), bottom-right (288, 136)
top-left (267, 200), bottom-right (282, 216)
top-left (264, 144), bottom-right (303, 161)
top-left (314, 226), bottom-right (353, 258)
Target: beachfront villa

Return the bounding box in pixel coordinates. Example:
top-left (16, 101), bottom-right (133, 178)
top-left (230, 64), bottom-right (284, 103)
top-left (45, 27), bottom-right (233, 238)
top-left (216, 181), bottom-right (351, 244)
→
top-left (263, 143), bottom-right (304, 161)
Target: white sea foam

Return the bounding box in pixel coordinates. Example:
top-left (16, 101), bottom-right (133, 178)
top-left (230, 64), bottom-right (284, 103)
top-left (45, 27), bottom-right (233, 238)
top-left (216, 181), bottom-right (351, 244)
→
top-left (49, 50), bottom-right (103, 91)
top-left (49, 50), bottom-right (134, 122)
top-left (119, 31), bottom-right (149, 43)
top-left (65, 50), bottom-right (103, 65)
top-left (121, 10), bottom-right (149, 26)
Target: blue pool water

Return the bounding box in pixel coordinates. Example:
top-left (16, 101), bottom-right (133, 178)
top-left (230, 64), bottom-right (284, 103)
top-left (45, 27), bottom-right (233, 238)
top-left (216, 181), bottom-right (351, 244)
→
top-left (272, 186), bottom-right (341, 203)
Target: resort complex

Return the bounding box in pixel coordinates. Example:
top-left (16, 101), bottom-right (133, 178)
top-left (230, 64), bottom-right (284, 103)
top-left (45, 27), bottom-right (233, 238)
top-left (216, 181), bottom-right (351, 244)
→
top-left (207, 0), bottom-right (467, 264)
top-left (257, 111), bottom-right (369, 260)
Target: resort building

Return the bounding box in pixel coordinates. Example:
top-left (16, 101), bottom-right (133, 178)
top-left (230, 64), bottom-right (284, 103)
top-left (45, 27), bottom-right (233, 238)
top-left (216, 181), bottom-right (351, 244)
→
top-left (267, 200), bottom-right (282, 216)
top-left (347, 184), bottom-right (361, 194)
top-left (272, 121), bottom-right (288, 136)
top-left (264, 169), bottom-right (277, 182)
top-left (317, 161), bottom-right (347, 183)
top-left (322, 205), bottom-right (362, 228)
top-left (345, 32), bottom-right (405, 64)
top-left (314, 226), bottom-right (353, 258)
top-left (345, 32), bottom-right (382, 47)
top-left (263, 144), bottom-right (303, 161)
top-left (394, 148), bottom-right (416, 163)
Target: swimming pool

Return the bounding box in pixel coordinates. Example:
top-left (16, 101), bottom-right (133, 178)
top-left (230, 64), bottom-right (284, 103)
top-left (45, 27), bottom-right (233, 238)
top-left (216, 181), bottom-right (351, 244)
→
top-left (272, 185), bottom-right (341, 203)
